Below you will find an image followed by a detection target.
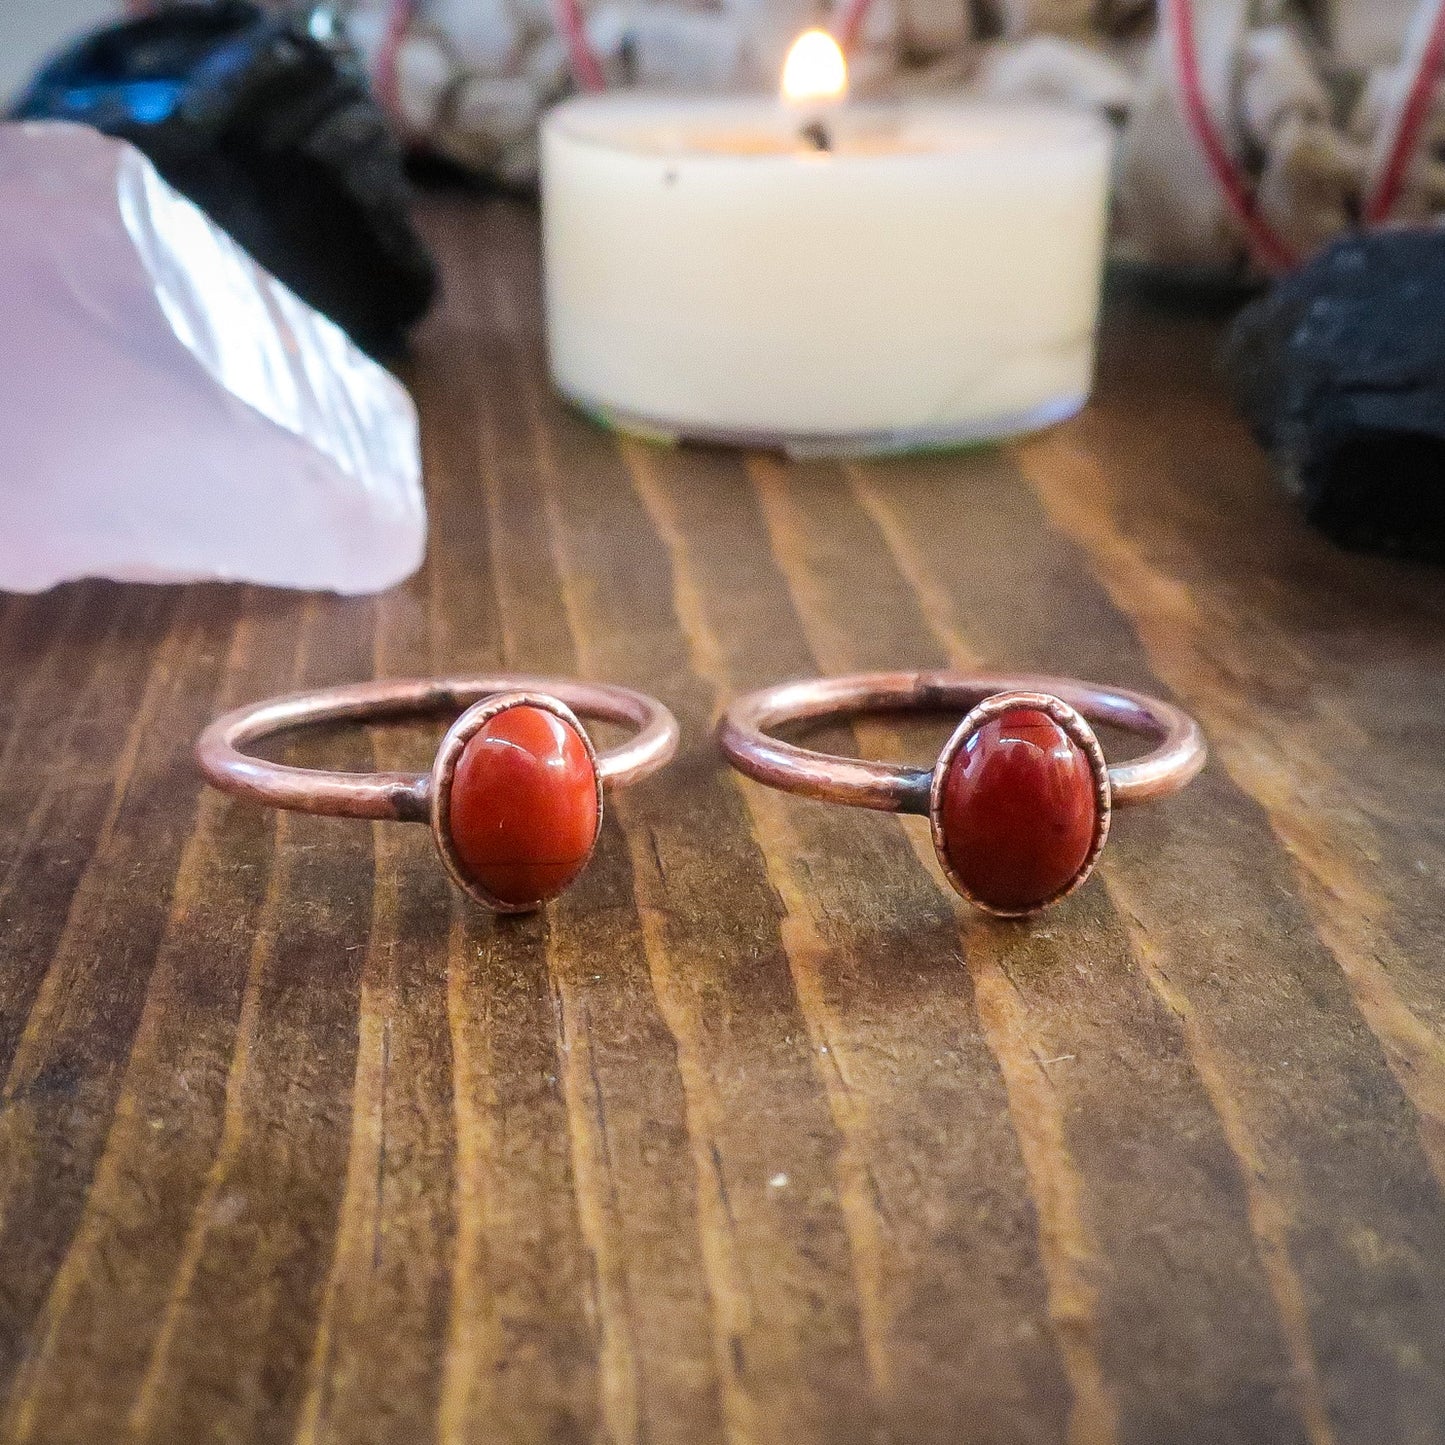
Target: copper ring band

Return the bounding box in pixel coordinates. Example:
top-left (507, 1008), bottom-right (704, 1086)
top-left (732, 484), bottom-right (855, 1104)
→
top-left (196, 675), bottom-right (679, 823)
top-left (717, 672), bottom-right (1206, 917)
top-left (717, 671), bottom-right (1205, 814)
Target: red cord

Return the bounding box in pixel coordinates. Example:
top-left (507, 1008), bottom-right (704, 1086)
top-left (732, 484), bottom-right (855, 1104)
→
top-left (1364, 0), bottom-right (1445, 224)
top-left (553, 0), bottom-right (607, 93)
top-left (376, 0), bottom-right (418, 131)
top-left (839, 0), bottom-right (876, 55)
top-left (1162, 0), bottom-right (1299, 273)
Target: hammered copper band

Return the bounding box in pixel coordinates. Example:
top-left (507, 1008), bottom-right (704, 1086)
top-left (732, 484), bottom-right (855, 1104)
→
top-left (716, 671), bottom-right (1206, 814)
top-left (196, 675), bottom-right (679, 822)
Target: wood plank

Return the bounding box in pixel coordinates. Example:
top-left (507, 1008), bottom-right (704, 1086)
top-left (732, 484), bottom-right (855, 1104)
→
top-left (526, 360), bottom-right (885, 1445)
top-left (746, 450), bottom-right (1316, 1445)
top-left (621, 438), bottom-right (1077, 1445)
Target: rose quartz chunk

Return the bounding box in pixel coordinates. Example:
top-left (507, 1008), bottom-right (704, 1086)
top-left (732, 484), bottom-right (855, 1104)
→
top-left (0, 121), bottom-right (426, 595)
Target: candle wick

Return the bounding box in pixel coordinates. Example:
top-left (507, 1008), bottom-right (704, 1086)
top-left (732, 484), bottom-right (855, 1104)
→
top-left (800, 119), bottom-right (832, 152)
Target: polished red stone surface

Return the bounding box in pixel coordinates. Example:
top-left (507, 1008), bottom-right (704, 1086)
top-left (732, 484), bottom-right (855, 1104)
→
top-left (447, 705), bottom-right (599, 909)
top-left (938, 707), bottom-right (1098, 913)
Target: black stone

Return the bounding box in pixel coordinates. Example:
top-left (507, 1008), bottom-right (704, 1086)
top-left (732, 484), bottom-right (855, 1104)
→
top-left (1224, 228), bottom-right (1445, 561)
top-left (13, 1), bottom-right (436, 358)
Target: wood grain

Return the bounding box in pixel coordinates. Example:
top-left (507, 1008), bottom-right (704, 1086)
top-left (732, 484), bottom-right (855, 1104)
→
top-left (3, 196), bottom-right (1445, 1444)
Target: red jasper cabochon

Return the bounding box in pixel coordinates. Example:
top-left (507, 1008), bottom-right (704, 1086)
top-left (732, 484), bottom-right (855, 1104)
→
top-left (938, 707), bottom-right (1099, 914)
top-left (447, 704), bottom-right (600, 909)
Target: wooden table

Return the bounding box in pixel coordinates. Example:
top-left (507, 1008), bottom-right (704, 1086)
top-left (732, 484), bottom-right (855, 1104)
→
top-left (4, 196), bottom-right (1445, 1445)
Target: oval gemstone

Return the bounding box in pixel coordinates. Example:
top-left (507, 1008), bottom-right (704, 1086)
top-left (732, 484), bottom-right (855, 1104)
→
top-left (938, 707), bottom-right (1098, 914)
top-left (448, 705), bottom-right (600, 909)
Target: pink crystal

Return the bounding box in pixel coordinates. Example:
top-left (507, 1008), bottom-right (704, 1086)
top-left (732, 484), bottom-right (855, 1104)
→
top-left (0, 121), bottom-right (427, 594)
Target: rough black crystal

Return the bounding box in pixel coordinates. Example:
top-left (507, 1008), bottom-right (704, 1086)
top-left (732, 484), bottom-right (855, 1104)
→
top-left (14, 1), bottom-right (436, 358)
top-left (1224, 229), bottom-right (1445, 560)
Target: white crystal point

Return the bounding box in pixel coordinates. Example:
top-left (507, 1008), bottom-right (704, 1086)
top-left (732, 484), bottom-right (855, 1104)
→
top-left (0, 121), bottom-right (427, 595)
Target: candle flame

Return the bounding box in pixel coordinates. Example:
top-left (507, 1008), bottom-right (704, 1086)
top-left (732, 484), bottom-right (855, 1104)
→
top-left (782, 29), bottom-right (847, 104)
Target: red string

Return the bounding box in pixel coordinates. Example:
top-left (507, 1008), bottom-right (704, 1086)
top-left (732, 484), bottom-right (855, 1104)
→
top-left (376, 0), bottom-right (418, 132)
top-left (1364, 0), bottom-right (1445, 224)
top-left (553, 0), bottom-right (607, 93)
top-left (838, 0), bottom-right (876, 55)
top-left (1162, 0), bottom-right (1299, 273)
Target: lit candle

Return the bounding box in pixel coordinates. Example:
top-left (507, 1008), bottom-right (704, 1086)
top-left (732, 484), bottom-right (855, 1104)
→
top-left (782, 27), bottom-right (848, 152)
top-left (541, 31), bottom-right (1113, 456)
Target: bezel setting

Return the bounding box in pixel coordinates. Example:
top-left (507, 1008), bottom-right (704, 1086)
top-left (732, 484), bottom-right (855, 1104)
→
top-left (429, 691), bottom-right (604, 913)
top-left (928, 690), bottom-right (1113, 918)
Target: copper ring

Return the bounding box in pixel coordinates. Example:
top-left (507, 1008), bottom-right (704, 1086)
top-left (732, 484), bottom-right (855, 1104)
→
top-left (717, 671), bottom-right (1206, 917)
top-left (196, 675), bottom-right (679, 913)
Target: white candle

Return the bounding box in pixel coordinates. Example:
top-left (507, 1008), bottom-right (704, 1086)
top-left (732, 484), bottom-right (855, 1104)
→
top-left (542, 54), bottom-right (1112, 455)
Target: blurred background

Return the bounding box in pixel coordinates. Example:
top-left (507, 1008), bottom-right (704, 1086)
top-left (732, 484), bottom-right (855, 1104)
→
top-left (7, 0), bottom-right (1445, 566)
